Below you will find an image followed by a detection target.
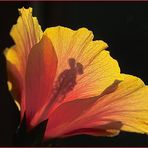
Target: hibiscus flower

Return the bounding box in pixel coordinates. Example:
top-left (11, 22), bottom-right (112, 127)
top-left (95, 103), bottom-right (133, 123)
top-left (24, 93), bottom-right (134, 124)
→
top-left (4, 7), bottom-right (148, 144)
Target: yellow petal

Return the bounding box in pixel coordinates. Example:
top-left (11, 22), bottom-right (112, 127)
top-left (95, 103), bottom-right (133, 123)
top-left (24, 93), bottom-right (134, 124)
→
top-left (4, 47), bottom-right (23, 102)
top-left (80, 74), bottom-right (148, 134)
top-left (10, 7), bottom-right (43, 71)
top-left (44, 26), bottom-right (94, 76)
top-left (7, 81), bottom-right (12, 91)
top-left (44, 26), bottom-right (122, 103)
top-left (4, 46), bottom-right (21, 72)
top-left (44, 94), bottom-right (121, 138)
top-left (14, 100), bottom-right (21, 111)
top-left (64, 50), bottom-right (123, 101)
top-left (5, 7), bottom-right (43, 102)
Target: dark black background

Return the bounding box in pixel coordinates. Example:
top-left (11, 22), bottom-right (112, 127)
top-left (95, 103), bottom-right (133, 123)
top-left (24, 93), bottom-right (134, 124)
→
top-left (0, 1), bottom-right (148, 146)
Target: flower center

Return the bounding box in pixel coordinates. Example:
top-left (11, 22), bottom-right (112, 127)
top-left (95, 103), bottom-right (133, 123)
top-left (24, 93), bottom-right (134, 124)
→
top-left (51, 58), bottom-right (84, 102)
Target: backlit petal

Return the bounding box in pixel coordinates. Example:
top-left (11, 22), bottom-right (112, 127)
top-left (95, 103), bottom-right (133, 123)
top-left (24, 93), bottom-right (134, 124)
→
top-left (44, 96), bottom-right (98, 138)
top-left (44, 94), bottom-right (121, 139)
top-left (25, 35), bottom-right (57, 126)
top-left (106, 75), bottom-right (148, 134)
top-left (10, 7), bottom-right (43, 74)
top-left (4, 46), bottom-right (21, 72)
top-left (62, 122), bottom-right (121, 138)
top-left (5, 8), bottom-right (42, 102)
top-left (44, 74), bottom-right (148, 138)
top-left (77, 74), bottom-right (148, 134)
top-left (44, 26), bottom-right (94, 76)
top-left (62, 128), bottom-right (119, 138)
top-left (44, 26), bottom-right (122, 103)
top-left (4, 47), bottom-right (23, 102)
top-left (64, 50), bottom-right (122, 101)
top-left (5, 7), bottom-right (43, 108)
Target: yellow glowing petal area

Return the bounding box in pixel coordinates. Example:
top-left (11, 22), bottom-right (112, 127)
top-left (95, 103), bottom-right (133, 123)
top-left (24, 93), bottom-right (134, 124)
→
top-left (10, 7), bottom-right (43, 72)
top-left (7, 81), bottom-right (12, 91)
top-left (64, 50), bottom-right (122, 101)
top-left (45, 74), bottom-right (148, 138)
top-left (44, 26), bottom-right (123, 102)
top-left (5, 7), bottom-right (43, 102)
top-left (44, 26), bottom-right (94, 76)
top-left (4, 47), bottom-right (23, 102)
top-left (78, 74), bottom-right (148, 134)
top-left (4, 46), bottom-right (21, 72)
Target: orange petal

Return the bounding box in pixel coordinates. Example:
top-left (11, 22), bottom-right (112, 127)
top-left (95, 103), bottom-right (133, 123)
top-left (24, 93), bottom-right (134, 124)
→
top-left (44, 26), bottom-right (123, 103)
top-left (25, 35), bottom-right (57, 126)
top-left (75, 74), bottom-right (148, 135)
top-left (5, 7), bottom-right (43, 103)
top-left (44, 94), bottom-right (121, 139)
top-left (44, 74), bottom-right (148, 139)
top-left (44, 96), bottom-right (98, 138)
top-left (4, 47), bottom-right (23, 102)
top-left (64, 50), bottom-right (123, 102)
top-left (104, 75), bottom-right (148, 134)
top-left (61, 121), bottom-right (121, 138)
top-left (7, 62), bottom-right (22, 102)
top-left (10, 7), bottom-right (43, 74)
top-left (44, 26), bottom-right (94, 77)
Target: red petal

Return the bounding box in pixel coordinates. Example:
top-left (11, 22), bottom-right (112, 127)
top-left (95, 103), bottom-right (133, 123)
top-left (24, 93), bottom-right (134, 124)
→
top-left (25, 35), bottom-right (57, 126)
top-left (44, 97), bottom-right (98, 138)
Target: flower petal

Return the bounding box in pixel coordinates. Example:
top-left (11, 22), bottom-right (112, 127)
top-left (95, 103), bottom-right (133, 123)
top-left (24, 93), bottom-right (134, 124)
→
top-left (25, 35), bottom-right (57, 126)
top-left (4, 47), bottom-right (23, 102)
top-left (77, 74), bottom-right (148, 134)
top-left (105, 75), bottom-right (148, 134)
top-left (44, 74), bottom-right (148, 139)
top-left (44, 26), bottom-right (122, 103)
top-left (5, 7), bottom-right (43, 103)
top-left (44, 96), bottom-right (98, 138)
top-left (44, 26), bottom-right (94, 76)
top-left (10, 7), bottom-right (43, 74)
top-left (4, 47), bottom-right (21, 72)
top-left (64, 50), bottom-right (123, 101)
top-left (44, 94), bottom-right (121, 139)
top-left (62, 122), bottom-right (121, 138)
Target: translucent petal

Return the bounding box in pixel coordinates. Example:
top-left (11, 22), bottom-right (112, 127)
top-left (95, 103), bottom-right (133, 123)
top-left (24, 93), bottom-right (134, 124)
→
top-left (10, 7), bottom-right (43, 74)
top-left (25, 36), bottom-right (57, 126)
top-left (44, 26), bottom-right (122, 103)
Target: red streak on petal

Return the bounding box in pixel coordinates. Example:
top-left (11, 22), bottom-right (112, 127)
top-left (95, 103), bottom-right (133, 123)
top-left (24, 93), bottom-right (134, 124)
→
top-left (25, 35), bottom-right (58, 127)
